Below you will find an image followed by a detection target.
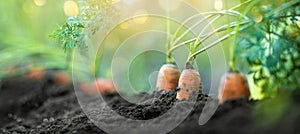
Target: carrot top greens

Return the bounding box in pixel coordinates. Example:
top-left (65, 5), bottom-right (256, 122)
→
top-left (234, 0), bottom-right (300, 96)
top-left (50, 0), bottom-right (115, 52)
top-left (168, 0), bottom-right (300, 96)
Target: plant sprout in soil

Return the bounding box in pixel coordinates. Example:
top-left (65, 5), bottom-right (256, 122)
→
top-left (156, 0), bottom-right (253, 101)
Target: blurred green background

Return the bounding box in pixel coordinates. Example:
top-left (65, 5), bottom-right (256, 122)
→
top-left (0, 0), bottom-right (73, 78)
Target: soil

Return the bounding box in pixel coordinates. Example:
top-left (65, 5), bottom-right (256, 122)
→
top-left (0, 71), bottom-right (300, 134)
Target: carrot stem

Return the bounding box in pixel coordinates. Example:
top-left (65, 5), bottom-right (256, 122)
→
top-left (168, 20), bottom-right (250, 57)
top-left (187, 23), bottom-right (252, 63)
top-left (65, 49), bottom-right (74, 71)
top-left (265, 0), bottom-right (300, 18)
top-left (167, 38), bottom-right (196, 57)
top-left (170, 0), bottom-right (253, 46)
top-left (171, 10), bottom-right (245, 48)
top-left (188, 30), bottom-right (233, 62)
top-left (191, 11), bottom-right (249, 52)
top-left (198, 21), bottom-right (249, 46)
top-left (167, 0), bottom-right (254, 64)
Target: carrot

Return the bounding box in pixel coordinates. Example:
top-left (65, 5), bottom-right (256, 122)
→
top-left (27, 67), bottom-right (45, 80)
top-left (218, 71), bottom-right (250, 103)
top-left (53, 71), bottom-right (71, 85)
top-left (95, 78), bottom-right (115, 93)
top-left (176, 63), bottom-right (202, 100)
top-left (80, 78), bottom-right (115, 94)
top-left (80, 82), bottom-right (94, 94)
top-left (156, 64), bottom-right (181, 91)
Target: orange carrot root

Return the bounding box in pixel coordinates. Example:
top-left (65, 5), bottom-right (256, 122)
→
top-left (218, 71), bottom-right (250, 103)
top-left (176, 69), bottom-right (202, 100)
top-left (27, 68), bottom-right (45, 80)
top-left (80, 82), bottom-right (94, 94)
top-left (80, 78), bottom-right (116, 94)
top-left (156, 64), bottom-right (180, 91)
top-left (95, 78), bottom-right (116, 93)
top-left (53, 71), bottom-right (71, 85)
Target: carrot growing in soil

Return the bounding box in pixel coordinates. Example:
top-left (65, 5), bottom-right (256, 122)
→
top-left (159, 0), bottom-right (253, 100)
top-left (217, 0), bottom-right (269, 103)
top-left (53, 71), bottom-right (71, 85)
top-left (80, 78), bottom-right (115, 94)
top-left (217, 51), bottom-right (251, 103)
top-left (216, 0), bottom-right (298, 103)
top-left (155, 16), bottom-right (182, 91)
top-left (218, 71), bottom-right (250, 103)
top-left (218, 7), bottom-right (250, 103)
top-left (173, 6), bottom-right (252, 100)
top-left (156, 63), bottom-right (180, 91)
top-left (27, 67), bottom-right (46, 80)
top-left (177, 62), bottom-right (202, 100)
top-left (155, 9), bottom-right (244, 91)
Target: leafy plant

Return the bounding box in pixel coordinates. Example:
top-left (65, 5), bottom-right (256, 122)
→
top-left (234, 0), bottom-right (300, 96)
top-left (50, 0), bottom-right (116, 51)
top-left (168, 0), bottom-right (254, 99)
top-left (176, 0), bottom-right (300, 99)
top-left (49, 17), bottom-right (85, 51)
top-left (156, 0), bottom-right (254, 94)
top-left (168, 0), bottom-right (300, 100)
top-left (50, 0), bottom-right (117, 73)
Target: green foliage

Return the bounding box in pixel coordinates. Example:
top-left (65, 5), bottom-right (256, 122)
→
top-left (50, 0), bottom-right (115, 51)
top-left (235, 0), bottom-right (300, 96)
top-left (50, 17), bottom-right (85, 51)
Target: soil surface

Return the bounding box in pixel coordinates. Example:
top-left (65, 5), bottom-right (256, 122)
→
top-left (0, 72), bottom-right (300, 134)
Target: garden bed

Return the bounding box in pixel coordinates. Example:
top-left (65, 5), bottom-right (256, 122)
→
top-left (0, 72), bottom-right (299, 134)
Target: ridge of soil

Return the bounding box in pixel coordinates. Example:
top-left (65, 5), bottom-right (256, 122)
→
top-left (0, 73), bottom-right (299, 134)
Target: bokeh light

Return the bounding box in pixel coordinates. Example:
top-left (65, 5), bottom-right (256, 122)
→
top-left (133, 9), bottom-right (148, 24)
top-left (123, 0), bottom-right (136, 5)
top-left (120, 20), bottom-right (131, 29)
top-left (214, 0), bottom-right (223, 11)
top-left (64, 0), bottom-right (79, 17)
top-left (23, 1), bottom-right (35, 14)
top-left (34, 0), bottom-right (46, 7)
top-left (159, 0), bottom-right (181, 11)
top-left (254, 15), bottom-right (263, 23)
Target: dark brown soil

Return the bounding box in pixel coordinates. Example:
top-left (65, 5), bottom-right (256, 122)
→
top-left (0, 72), bottom-right (300, 134)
